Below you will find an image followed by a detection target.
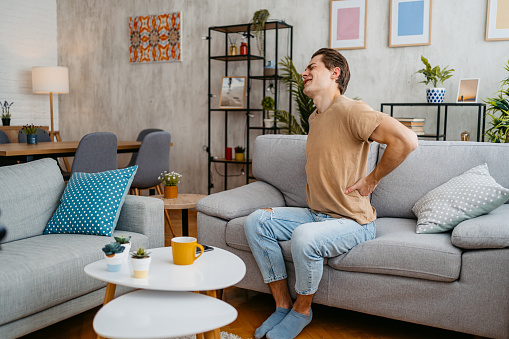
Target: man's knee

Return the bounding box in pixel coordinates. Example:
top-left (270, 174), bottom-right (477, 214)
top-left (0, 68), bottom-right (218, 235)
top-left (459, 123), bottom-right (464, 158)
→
top-left (244, 208), bottom-right (271, 236)
top-left (291, 225), bottom-right (318, 256)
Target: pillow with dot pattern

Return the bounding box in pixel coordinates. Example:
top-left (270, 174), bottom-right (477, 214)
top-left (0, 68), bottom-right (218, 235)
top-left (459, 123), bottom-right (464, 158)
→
top-left (412, 163), bottom-right (509, 234)
top-left (44, 166), bottom-right (138, 236)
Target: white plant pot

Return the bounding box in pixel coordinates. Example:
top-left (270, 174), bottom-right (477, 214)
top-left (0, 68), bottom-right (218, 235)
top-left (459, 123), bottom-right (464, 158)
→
top-left (104, 252), bottom-right (125, 272)
top-left (426, 88), bottom-right (445, 103)
top-left (131, 256), bottom-right (152, 279)
top-left (120, 242), bottom-right (131, 264)
top-left (264, 118), bottom-right (275, 128)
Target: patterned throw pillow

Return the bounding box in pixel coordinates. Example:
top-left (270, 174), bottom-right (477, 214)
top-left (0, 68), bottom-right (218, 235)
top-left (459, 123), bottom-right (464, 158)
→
top-left (413, 163), bottom-right (509, 234)
top-left (44, 166), bottom-right (138, 236)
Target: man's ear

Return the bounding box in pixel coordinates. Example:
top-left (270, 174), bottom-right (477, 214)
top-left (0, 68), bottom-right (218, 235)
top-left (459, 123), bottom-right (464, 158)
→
top-left (331, 67), bottom-right (341, 79)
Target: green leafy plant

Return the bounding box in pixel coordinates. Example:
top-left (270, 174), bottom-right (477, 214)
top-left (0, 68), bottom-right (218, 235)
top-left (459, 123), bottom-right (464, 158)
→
top-left (114, 235), bottom-right (131, 244)
top-left (261, 96), bottom-right (275, 113)
top-left (251, 9), bottom-right (270, 56)
top-left (1, 101), bottom-right (13, 119)
top-left (484, 60), bottom-right (509, 143)
top-left (158, 171), bottom-right (182, 186)
top-left (102, 242), bottom-right (125, 256)
top-left (416, 55), bottom-right (454, 88)
top-left (235, 145), bottom-right (245, 153)
top-left (131, 246), bottom-right (151, 259)
top-left (21, 124), bottom-right (42, 135)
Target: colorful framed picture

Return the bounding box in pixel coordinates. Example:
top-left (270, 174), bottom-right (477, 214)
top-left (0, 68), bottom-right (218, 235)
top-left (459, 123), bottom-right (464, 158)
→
top-left (329, 0), bottom-right (367, 50)
top-left (129, 12), bottom-right (182, 63)
top-left (457, 79), bottom-right (480, 103)
top-left (486, 0), bottom-right (509, 41)
top-left (390, 0), bottom-right (432, 47)
top-left (219, 77), bottom-right (246, 109)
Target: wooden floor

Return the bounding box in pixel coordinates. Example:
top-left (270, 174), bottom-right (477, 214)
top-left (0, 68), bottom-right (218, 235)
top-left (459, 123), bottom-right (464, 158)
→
top-left (21, 210), bottom-right (482, 339)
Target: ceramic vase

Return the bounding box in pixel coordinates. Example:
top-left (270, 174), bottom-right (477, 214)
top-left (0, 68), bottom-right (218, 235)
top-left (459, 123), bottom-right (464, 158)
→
top-left (131, 257), bottom-right (151, 279)
top-left (164, 185), bottom-right (178, 199)
top-left (27, 135), bottom-right (38, 144)
top-left (235, 152), bottom-right (245, 161)
top-left (104, 252), bottom-right (124, 272)
top-left (426, 88), bottom-right (445, 103)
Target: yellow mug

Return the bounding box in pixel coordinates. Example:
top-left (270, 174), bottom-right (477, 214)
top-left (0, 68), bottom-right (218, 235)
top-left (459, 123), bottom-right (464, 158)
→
top-left (171, 237), bottom-right (205, 265)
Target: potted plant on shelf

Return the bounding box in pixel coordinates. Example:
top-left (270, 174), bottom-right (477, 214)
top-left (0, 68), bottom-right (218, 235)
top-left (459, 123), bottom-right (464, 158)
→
top-left (235, 146), bottom-right (245, 161)
top-left (130, 246), bottom-right (152, 279)
top-left (21, 124), bottom-right (42, 144)
top-left (484, 60), bottom-right (509, 143)
top-left (250, 9), bottom-right (270, 56)
top-left (262, 96), bottom-right (276, 128)
top-left (114, 235), bottom-right (131, 263)
top-left (158, 171), bottom-right (182, 199)
top-left (102, 242), bottom-right (125, 272)
top-left (1, 101), bottom-right (13, 126)
top-left (416, 55), bottom-right (454, 103)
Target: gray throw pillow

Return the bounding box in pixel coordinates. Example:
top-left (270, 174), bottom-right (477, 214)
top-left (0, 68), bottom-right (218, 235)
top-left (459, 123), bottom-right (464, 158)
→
top-left (412, 163), bottom-right (509, 234)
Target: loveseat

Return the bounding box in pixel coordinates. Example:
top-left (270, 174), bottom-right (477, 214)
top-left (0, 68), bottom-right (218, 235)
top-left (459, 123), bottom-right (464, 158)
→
top-left (0, 158), bottom-right (164, 339)
top-left (196, 135), bottom-right (509, 339)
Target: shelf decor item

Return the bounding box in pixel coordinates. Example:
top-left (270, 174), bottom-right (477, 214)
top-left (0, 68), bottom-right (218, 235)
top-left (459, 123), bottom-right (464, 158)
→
top-left (486, 0), bottom-right (509, 41)
top-left (115, 235), bottom-right (132, 263)
top-left (484, 60), bottom-right (509, 143)
top-left (416, 55), bottom-right (454, 103)
top-left (235, 146), bottom-right (245, 161)
top-left (21, 124), bottom-right (42, 144)
top-left (159, 171), bottom-right (182, 199)
top-left (457, 79), bottom-right (480, 103)
top-left (219, 77), bottom-right (246, 109)
top-left (250, 9), bottom-right (270, 56)
top-left (130, 246), bottom-right (151, 279)
top-left (102, 242), bottom-right (125, 272)
top-left (1, 101), bottom-right (12, 126)
top-left (329, 0), bottom-right (367, 50)
top-left (390, 0), bottom-right (432, 47)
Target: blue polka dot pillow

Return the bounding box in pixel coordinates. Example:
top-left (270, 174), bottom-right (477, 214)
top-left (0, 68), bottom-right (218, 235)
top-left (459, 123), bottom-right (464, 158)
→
top-left (413, 163), bottom-right (509, 234)
top-left (44, 166), bottom-right (138, 236)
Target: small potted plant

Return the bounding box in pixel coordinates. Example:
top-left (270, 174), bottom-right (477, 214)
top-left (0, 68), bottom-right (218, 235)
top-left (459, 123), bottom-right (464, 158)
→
top-left (416, 56), bottom-right (454, 103)
top-left (130, 246), bottom-right (151, 279)
top-left (158, 171), bottom-right (182, 199)
top-left (114, 235), bottom-right (131, 263)
top-left (235, 146), bottom-right (245, 161)
top-left (21, 124), bottom-right (42, 144)
top-left (262, 96), bottom-right (276, 128)
top-left (102, 242), bottom-right (125, 272)
top-left (1, 101), bottom-right (13, 126)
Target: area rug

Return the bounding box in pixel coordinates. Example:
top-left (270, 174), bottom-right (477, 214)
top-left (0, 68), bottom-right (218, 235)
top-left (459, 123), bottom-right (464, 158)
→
top-left (171, 331), bottom-right (250, 339)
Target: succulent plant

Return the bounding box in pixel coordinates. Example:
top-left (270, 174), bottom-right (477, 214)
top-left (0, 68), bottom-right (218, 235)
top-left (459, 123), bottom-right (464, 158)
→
top-left (131, 246), bottom-right (151, 259)
top-left (102, 242), bottom-right (125, 256)
top-left (114, 235), bottom-right (131, 244)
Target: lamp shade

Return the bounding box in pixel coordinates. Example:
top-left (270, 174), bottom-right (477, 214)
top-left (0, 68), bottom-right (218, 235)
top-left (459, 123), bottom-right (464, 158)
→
top-left (32, 66), bottom-right (69, 94)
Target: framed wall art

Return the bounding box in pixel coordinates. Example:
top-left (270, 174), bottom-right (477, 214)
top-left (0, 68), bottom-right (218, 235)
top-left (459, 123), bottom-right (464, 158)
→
top-left (219, 77), bottom-right (246, 109)
top-left (486, 0), bottom-right (509, 41)
top-left (457, 78), bottom-right (480, 103)
top-left (390, 0), bottom-right (432, 47)
top-left (329, 0), bottom-right (367, 50)
top-left (129, 12), bottom-right (182, 63)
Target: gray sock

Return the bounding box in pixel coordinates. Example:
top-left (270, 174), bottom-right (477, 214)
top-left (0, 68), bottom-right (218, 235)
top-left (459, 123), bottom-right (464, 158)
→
top-left (254, 307), bottom-right (291, 339)
top-left (266, 309), bottom-right (313, 339)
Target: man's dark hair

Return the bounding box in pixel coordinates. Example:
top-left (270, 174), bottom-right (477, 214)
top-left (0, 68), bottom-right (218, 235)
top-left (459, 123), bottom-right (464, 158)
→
top-left (311, 48), bottom-right (350, 94)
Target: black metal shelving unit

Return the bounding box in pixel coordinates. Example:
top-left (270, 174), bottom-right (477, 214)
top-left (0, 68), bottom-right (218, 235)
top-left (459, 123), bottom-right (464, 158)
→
top-left (207, 21), bottom-right (293, 194)
top-left (381, 102), bottom-right (487, 141)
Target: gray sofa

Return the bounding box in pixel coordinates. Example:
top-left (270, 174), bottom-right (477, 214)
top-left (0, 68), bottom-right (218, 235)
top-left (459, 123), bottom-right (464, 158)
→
top-left (0, 159), bottom-right (164, 339)
top-left (196, 135), bottom-right (509, 339)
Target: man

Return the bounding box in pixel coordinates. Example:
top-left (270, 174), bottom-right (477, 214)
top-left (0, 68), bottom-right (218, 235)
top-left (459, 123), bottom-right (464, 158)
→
top-left (244, 48), bottom-right (418, 339)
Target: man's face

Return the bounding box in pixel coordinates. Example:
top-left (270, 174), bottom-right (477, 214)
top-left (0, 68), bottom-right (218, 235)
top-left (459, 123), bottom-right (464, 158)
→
top-left (301, 55), bottom-right (338, 97)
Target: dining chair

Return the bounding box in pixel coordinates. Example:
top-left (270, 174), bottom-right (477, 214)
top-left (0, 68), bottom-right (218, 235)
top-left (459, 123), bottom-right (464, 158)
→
top-left (0, 131), bottom-right (10, 144)
top-left (127, 128), bottom-right (163, 167)
top-left (18, 129), bottom-right (51, 143)
top-left (62, 132), bottom-right (117, 181)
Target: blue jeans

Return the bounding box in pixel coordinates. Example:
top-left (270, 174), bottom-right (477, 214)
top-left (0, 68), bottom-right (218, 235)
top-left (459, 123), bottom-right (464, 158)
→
top-left (244, 207), bottom-right (376, 295)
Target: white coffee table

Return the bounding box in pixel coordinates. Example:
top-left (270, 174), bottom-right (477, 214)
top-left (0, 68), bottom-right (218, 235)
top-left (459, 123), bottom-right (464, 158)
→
top-left (93, 290), bottom-right (237, 339)
top-left (85, 246), bottom-right (246, 339)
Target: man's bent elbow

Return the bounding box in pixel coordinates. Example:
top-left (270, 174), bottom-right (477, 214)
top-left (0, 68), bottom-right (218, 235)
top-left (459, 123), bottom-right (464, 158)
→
top-left (406, 132), bottom-right (419, 153)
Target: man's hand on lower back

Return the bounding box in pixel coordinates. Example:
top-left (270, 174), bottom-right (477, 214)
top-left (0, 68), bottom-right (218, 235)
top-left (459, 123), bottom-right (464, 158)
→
top-left (345, 175), bottom-right (379, 197)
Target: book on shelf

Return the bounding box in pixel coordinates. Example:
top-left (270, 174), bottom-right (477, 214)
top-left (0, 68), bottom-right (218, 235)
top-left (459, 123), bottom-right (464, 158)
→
top-left (396, 118), bottom-right (425, 122)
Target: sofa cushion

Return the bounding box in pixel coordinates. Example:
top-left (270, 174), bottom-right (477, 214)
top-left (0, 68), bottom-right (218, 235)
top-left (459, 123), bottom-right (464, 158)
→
top-left (44, 166), bottom-right (137, 237)
top-left (413, 163), bottom-right (509, 234)
top-left (328, 218), bottom-right (462, 282)
top-left (0, 159), bottom-right (65, 244)
top-left (451, 204), bottom-right (509, 249)
top-left (0, 230), bottom-right (149, 326)
top-left (372, 141), bottom-right (509, 219)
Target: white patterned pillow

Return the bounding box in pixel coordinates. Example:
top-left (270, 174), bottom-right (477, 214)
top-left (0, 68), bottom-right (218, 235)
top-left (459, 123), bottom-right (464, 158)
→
top-left (412, 163), bottom-right (509, 234)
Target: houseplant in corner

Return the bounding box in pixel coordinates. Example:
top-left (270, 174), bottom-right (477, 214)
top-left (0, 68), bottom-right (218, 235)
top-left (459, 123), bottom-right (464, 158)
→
top-left (102, 242), bottom-right (125, 272)
top-left (114, 235), bottom-right (131, 263)
top-left (484, 60), bottom-right (509, 143)
top-left (21, 124), bottom-right (42, 144)
top-left (416, 55), bottom-right (454, 103)
top-left (130, 246), bottom-right (151, 279)
top-left (159, 171), bottom-right (182, 199)
top-left (235, 146), bottom-right (245, 161)
top-left (1, 101), bottom-right (13, 126)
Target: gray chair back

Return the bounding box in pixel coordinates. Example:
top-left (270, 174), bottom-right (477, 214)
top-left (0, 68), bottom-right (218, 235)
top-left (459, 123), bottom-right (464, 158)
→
top-left (130, 131), bottom-right (171, 189)
top-left (0, 131), bottom-right (10, 144)
top-left (18, 129), bottom-right (51, 143)
top-left (71, 132), bottom-right (118, 174)
top-left (128, 128), bottom-right (163, 167)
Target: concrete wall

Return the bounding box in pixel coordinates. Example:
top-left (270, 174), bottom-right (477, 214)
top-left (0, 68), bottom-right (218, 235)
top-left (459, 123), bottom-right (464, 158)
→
top-left (0, 0), bottom-right (59, 129)
top-left (55, 0), bottom-right (509, 194)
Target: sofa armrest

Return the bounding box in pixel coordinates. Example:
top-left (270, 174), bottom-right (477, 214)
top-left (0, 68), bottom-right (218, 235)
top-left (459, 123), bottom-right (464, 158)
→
top-left (196, 181), bottom-right (286, 220)
top-left (116, 195), bottom-right (164, 248)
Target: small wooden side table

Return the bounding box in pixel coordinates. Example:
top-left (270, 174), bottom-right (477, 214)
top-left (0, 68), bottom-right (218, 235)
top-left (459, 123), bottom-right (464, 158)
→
top-left (154, 194), bottom-right (207, 237)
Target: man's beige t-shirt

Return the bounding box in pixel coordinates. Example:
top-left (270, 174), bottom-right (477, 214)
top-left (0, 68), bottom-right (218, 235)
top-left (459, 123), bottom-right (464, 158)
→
top-left (306, 95), bottom-right (385, 225)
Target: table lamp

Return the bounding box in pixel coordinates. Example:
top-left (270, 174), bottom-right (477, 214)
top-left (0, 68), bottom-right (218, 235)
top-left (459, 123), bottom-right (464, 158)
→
top-left (32, 66), bottom-right (69, 141)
